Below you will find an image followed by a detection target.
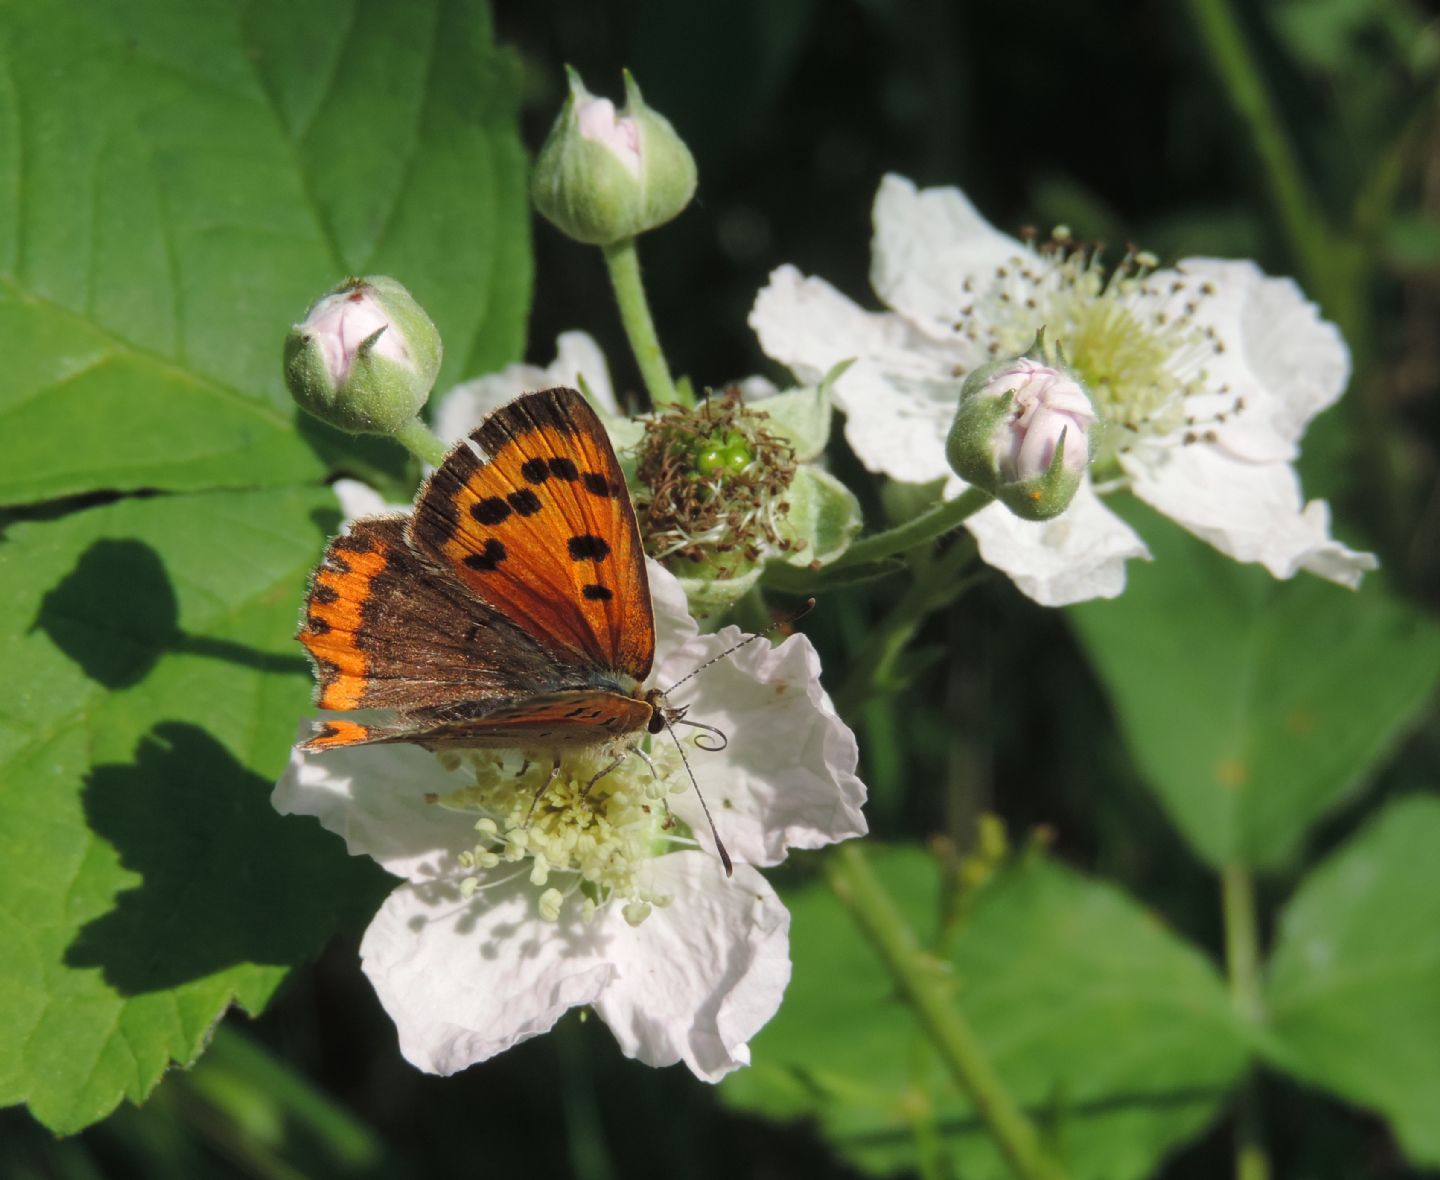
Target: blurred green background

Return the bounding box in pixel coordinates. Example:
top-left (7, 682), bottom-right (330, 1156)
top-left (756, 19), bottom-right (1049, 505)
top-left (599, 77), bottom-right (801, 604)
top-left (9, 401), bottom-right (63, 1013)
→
top-left (3, 0), bottom-right (1438, 1177)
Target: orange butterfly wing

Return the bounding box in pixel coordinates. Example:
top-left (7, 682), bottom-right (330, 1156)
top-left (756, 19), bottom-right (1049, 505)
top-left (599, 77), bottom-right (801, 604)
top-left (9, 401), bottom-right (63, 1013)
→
top-left (408, 387), bottom-right (655, 685)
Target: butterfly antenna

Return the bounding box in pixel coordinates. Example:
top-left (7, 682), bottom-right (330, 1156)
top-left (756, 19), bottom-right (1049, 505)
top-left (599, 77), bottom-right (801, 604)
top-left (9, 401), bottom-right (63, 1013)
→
top-left (660, 597), bottom-right (816, 699)
top-left (670, 716), bottom-right (729, 751)
top-left (659, 712), bottom-right (733, 877)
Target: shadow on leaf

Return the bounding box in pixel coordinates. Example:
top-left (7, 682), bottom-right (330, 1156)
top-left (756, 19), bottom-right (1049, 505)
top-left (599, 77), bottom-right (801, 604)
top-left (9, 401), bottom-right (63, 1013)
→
top-left (66, 721), bottom-right (388, 994)
top-left (34, 537), bottom-right (308, 687)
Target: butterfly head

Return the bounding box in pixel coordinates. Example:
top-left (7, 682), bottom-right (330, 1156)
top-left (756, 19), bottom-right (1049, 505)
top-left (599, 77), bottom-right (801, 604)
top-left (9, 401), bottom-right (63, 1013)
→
top-left (643, 687), bottom-right (686, 736)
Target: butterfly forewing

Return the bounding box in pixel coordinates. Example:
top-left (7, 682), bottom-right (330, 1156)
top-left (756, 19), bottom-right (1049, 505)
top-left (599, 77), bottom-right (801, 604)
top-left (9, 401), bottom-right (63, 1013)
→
top-left (409, 387), bottom-right (655, 684)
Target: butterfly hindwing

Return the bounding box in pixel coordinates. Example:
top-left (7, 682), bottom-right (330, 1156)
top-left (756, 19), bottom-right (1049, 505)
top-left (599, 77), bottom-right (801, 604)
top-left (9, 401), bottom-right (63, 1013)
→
top-left (409, 387), bottom-right (655, 684)
top-left (297, 516), bottom-right (574, 714)
top-left (298, 691), bottom-right (653, 752)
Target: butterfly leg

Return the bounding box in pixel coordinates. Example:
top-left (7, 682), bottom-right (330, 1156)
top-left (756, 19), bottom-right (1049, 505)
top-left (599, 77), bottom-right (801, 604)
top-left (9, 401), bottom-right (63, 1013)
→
top-left (631, 744), bottom-right (660, 781)
top-left (582, 751), bottom-right (627, 797)
top-left (524, 754), bottom-right (564, 827)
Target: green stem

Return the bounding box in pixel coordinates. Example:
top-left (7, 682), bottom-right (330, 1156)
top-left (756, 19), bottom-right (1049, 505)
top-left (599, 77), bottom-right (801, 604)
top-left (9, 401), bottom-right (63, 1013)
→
top-left (833, 535), bottom-right (981, 714)
top-left (602, 237), bottom-right (687, 409)
top-left (826, 844), bottom-right (1068, 1180)
top-left (839, 486), bottom-right (992, 569)
top-left (392, 416), bottom-right (449, 468)
top-left (1221, 864), bottom-right (1271, 1180)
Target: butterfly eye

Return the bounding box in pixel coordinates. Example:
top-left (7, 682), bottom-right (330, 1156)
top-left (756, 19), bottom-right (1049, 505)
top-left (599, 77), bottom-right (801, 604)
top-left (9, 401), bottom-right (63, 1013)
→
top-left (647, 711), bottom-right (666, 735)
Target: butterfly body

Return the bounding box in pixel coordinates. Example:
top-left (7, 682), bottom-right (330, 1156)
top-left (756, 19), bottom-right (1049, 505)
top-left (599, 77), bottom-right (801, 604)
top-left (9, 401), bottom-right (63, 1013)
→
top-left (297, 387), bottom-right (664, 755)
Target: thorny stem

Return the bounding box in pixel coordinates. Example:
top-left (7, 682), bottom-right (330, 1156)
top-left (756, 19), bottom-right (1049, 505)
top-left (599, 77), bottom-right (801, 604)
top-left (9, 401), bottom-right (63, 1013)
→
top-left (602, 237), bottom-right (688, 409)
top-left (826, 844), bottom-right (1069, 1180)
top-left (393, 416), bottom-right (449, 468)
top-left (1221, 863), bottom-right (1272, 1180)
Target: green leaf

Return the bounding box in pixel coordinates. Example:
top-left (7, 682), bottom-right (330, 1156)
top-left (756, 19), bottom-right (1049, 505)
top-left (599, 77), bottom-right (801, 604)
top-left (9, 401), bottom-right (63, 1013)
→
top-left (0, 487), bottom-right (385, 1133)
top-left (1069, 501), bottom-right (1440, 870)
top-left (0, 0), bottom-right (530, 506)
top-left (1264, 794), bottom-right (1440, 1165)
top-left (722, 846), bottom-right (1247, 1179)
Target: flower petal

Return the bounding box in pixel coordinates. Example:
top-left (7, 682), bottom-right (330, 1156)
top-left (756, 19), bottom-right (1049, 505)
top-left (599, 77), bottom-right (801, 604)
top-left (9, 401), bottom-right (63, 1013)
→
top-left (361, 876), bottom-right (617, 1075)
top-left (647, 559), bottom-right (702, 670)
top-left (750, 264), bottom-right (960, 485)
top-left (870, 174), bottom-right (1024, 338)
top-left (433, 331), bottom-right (618, 444)
top-left (592, 854), bottom-right (791, 1081)
top-left (331, 477), bottom-right (397, 520)
top-left (273, 727), bottom-right (474, 882)
top-left (1170, 258), bottom-right (1349, 458)
top-left (964, 481), bottom-right (1150, 606)
top-left (656, 628), bottom-right (867, 866)
top-left (1127, 444), bottom-right (1377, 587)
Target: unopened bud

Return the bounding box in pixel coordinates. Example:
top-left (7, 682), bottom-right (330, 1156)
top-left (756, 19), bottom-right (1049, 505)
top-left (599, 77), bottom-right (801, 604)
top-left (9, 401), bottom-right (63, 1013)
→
top-left (946, 336), bottom-right (1097, 521)
top-left (531, 68), bottom-right (697, 246)
top-left (284, 276), bottom-right (442, 435)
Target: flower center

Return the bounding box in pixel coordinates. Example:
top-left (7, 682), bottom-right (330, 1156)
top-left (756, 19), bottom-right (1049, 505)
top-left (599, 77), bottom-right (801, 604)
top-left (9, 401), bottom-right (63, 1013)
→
top-left (635, 388), bottom-right (799, 577)
top-left (433, 746), bottom-right (693, 925)
top-left (952, 231), bottom-right (1236, 471)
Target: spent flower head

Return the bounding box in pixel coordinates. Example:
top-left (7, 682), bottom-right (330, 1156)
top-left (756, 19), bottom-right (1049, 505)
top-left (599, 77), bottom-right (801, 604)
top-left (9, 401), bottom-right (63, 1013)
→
top-left (274, 492), bottom-right (867, 1081)
top-left (284, 276), bottom-right (441, 435)
top-left (751, 175), bottom-right (1377, 605)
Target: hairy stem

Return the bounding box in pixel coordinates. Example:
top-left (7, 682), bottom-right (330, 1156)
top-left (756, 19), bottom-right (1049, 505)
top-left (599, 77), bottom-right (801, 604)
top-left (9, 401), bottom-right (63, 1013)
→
top-left (393, 416), bottom-right (449, 468)
top-left (826, 844), bottom-right (1069, 1180)
top-left (602, 237), bottom-right (687, 409)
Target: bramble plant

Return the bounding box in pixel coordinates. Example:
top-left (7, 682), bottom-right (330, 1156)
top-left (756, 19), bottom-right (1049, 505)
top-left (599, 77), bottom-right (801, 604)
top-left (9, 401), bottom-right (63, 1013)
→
top-left (3, 6), bottom-right (1439, 1180)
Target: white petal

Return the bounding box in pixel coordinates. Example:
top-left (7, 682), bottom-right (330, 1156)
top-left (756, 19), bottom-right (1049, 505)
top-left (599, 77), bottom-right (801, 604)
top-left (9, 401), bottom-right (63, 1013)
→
top-left (646, 559), bottom-right (702, 669)
top-left (592, 854), bottom-right (791, 1081)
top-left (361, 876), bottom-right (617, 1075)
top-left (870, 174), bottom-right (1026, 338)
top-left (273, 726), bottom-right (475, 882)
top-left (1127, 444), bottom-right (1377, 587)
top-left (432, 331), bottom-right (618, 444)
top-left (331, 478), bottom-right (396, 521)
top-left (1172, 258), bottom-right (1350, 455)
top-left (750, 265), bottom-right (959, 484)
top-left (964, 481), bottom-right (1151, 606)
top-left (656, 630), bottom-right (868, 866)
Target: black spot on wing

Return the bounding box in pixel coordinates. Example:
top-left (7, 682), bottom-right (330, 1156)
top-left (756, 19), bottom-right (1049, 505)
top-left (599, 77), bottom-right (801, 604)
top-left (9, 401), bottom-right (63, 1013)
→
top-left (582, 583), bottom-right (613, 601)
top-left (568, 534), bottom-right (610, 561)
top-left (582, 472), bottom-right (616, 498)
top-left (472, 497), bottom-right (511, 525)
top-left (520, 457), bottom-right (549, 484)
top-left (463, 539), bottom-right (508, 572)
top-left (507, 488), bottom-right (542, 516)
top-left (549, 457), bottom-right (579, 480)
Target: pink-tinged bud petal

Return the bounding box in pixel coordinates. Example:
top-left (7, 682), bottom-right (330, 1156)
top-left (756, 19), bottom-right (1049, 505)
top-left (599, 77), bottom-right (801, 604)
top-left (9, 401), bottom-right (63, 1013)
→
top-left (575, 97), bottom-right (642, 178)
top-left (990, 359), bottom-right (1097, 482)
top-left (304, 285), bottom-right (411, 387)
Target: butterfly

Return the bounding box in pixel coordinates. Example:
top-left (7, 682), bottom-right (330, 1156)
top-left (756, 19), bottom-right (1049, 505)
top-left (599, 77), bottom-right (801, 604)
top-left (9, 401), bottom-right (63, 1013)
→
top-left (296, 386), bottom-right (674, 760)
